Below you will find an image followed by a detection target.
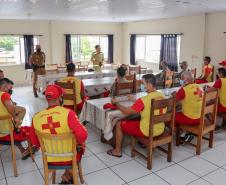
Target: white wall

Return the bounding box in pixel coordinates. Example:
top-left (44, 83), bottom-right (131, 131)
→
top-left (1, 12), bottom-right (226, 85)
top-left (205, 12), bottom-right (226, 66)
top-left (122, 15), bottom-right (206, 74)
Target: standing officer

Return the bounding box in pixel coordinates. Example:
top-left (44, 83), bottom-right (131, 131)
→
top-left (29, 45), bottom-right (46, 97)
top-left (90, 45), bottom-right (104, 71)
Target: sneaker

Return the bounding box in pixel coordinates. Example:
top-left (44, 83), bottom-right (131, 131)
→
top-left (184, 133), bottom-right (194, 143)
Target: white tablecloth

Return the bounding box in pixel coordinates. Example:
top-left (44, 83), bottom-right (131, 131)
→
top-left (80, 82), bottom-right (213, 140)
top-left (37, 70), bottom-right (116, 90)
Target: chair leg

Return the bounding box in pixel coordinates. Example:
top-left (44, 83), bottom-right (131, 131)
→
top-left (52, 171), bottom-right (56, 184)
top-left (43, 165), bottom-right (49, 185)
top-left (176, 125), bottom-right (180, 146)
top-left (196, 134), bottom-right (202, 155)
top-left (78, 162), bottom-right (85, 184)
top-left (209, 131), bottom-right (214, 148)
top-left (167, 142), bottom-right (172, 162)
top-left (131, 137), bottom-right (136, 158)
top-left (27, 140), bottom-right (35, 162)
top-left (147, 146), bottom-right (153, 170)
top-left (72, 165), bottom-right (78, 185)
top-left (11, 143), bottom-right (18, 177)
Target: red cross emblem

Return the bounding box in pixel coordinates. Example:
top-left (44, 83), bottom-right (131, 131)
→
top-left (42, 116), bottom-right (60, 134)
top-left (194, 87), bottom-right (203, 98)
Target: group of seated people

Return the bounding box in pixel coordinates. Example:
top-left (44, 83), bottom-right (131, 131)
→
top-left (0, 58), bottom-right (226, 183)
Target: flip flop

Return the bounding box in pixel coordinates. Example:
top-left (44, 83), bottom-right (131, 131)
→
top-left (107, 149), bottom-right (122, 158)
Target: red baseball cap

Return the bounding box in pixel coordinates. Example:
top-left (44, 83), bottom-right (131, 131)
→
top-left (219, 60), bottom-right (226, 67)
top-left (45, 84), bottom-right (65, 100)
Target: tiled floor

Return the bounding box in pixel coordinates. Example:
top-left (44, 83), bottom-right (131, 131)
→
top-left (1, 86), bottom-right (226, 185)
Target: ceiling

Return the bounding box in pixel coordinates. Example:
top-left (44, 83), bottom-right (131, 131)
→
top-left (0, 0), bottom-right (226, 22)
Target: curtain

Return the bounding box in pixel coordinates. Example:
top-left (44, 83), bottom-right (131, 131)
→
top-left (65, 34), bottom-right (72, 63)
top-left (159, 34), bottom-right (178, 71)
top-left (130, 34), bottom-right (136, 65)
top-left (24, 35), bottom-right (34, 69)
top-left (108, 34), bottom-right (114, 64)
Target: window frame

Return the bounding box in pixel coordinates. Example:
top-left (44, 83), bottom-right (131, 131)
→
top-left (70, 34), bottom-right (109, 62)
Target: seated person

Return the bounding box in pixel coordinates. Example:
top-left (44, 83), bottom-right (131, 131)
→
top-left (30, 84), bottom-right (88, 184)
top-left (0, 69), bottom-right (4, 79)
top-left (196, 56), bottom-right (213, 84)
top-left (110, 66), bottom-right (128, 97)
top-left (155, 61), bottom-right (172, 87)
top-left (59, 63), bottom-right (85, 111)
top-left (174, 71), bottom-right (204, 142)
top-left (176, 61), bottom-right (189, 79)
top-left (120, 64), bottom-right (129, 75)
top-left (207, 68), bottom-right (226, 113)
top-left (4, 78), bottom-right (26, 127)
top-left (107, 74), bottom-right (165, 157)
top-left (0, 78), bottom-right (33, 160)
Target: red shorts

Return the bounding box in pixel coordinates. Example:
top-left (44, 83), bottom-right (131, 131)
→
top-left (175, 112), bottom-right (200, 126)
top-left (195, 79), bottom-right (208, 84)
top-left (218, 104), bottom-right (226, 113)
top-left (120, 119), bottom-right (146, 137)
top-left (0, 126), bottom-right (30, 142)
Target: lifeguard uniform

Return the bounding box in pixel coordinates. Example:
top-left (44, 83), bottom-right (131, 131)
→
top-left (59, 76), bottom-right (85, 110)
top-left (0, 91), bottom-right (30, 141)
top-left (175, 83), bottom-right (204, 125)
top-left (213, 78), bottom-right (226, 112)
top-left (30, 105), bottom-right (87, 163)
top-left (196, 64), bottom-right (213, 84)
top-left (120, 91), bottom-right (166, 138)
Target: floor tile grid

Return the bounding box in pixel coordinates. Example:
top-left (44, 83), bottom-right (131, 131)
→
top-left (0, 156), bottom-right (8, 185)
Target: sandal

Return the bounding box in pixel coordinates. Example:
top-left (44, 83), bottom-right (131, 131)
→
top-left (107, 149), bottom-right (122, 158)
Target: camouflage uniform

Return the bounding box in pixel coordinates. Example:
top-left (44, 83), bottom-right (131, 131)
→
top-left (29, 51), bottom-right (46, 96)
top-left (91, 51), bottom-right (104, 71)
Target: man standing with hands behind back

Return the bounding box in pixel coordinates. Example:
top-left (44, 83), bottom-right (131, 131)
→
top-left (91, 45), bottom-right (104, 72)
top-left (29, 45), bottom-right (46, 98)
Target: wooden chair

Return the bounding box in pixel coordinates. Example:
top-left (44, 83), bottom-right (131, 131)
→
top-left (36, 131), bottom-right (84, 185)
top-left (115, 79), bottom-right (136, 96)
top-left (125, 74), bottom-right (136, 81)
top-left (0, 115), bottom-right (34, 177)
top-left (77, 65), bottom-right (88, 72)
top-left (176, 90), bottom-right (218, 155)
top-left (164, 70), bottom-right (174, 88)
top-left (55, 81), bottom-right (77, 113)
top-left (191, 68), bottom-right (197, 82)
top-left (129, 65), bottom-right (141, 75)
top-left (131, 98), bottom-right (176, 170)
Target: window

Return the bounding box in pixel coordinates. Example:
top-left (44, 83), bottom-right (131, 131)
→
top-left (136, 35), bottom-right (181, 64)
top-left (71, 35), bottom-right (108, 62)
top-left (0, 36), bottom-right (39, 65)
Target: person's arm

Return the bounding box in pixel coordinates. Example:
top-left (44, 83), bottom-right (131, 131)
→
top-left (2, 93), bottom-right (16, 119)
top-left (111, 98), bottom-right (144, 116)
top-left (68, 110), bottom-right (88, 144)
top-left (208, 79), bottom-right (221, 92)
top-left (30, 121), bottom-right (40, 147)
top-left (175, 87), bottom-right (185, 101)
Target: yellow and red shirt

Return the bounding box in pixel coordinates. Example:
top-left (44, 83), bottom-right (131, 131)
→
top-left (202, 64), bottom-right (213, 82)
top-left (130, 91), bottom-right (166, 137)
top-left (59, 76), bottom-right (85, 106)
top-left (213, 78), bottom-right (226, 112)
top-left (0, 91), bottom-right (11, 137)
top-left (176, 83), bottom-right (204, 119)
top-left (30, 106), bottom-right (87, 163)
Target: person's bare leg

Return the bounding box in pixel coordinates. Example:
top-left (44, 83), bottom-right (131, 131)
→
top-left (111, 121), bottom-right (124, 155)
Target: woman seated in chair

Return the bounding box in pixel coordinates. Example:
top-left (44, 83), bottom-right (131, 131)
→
top-left (59, 63), bottom-right (86, 111)
top-left (110, 66), bottom-right (128, 97)
top-left (155, 61), bottom-right (172, 87)
top-left (0, 78), bottom-right (34, 160)
top-left (196, 56), bottom-right (213, 84)
top-left (107, 74), bottom-right (165, 158)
